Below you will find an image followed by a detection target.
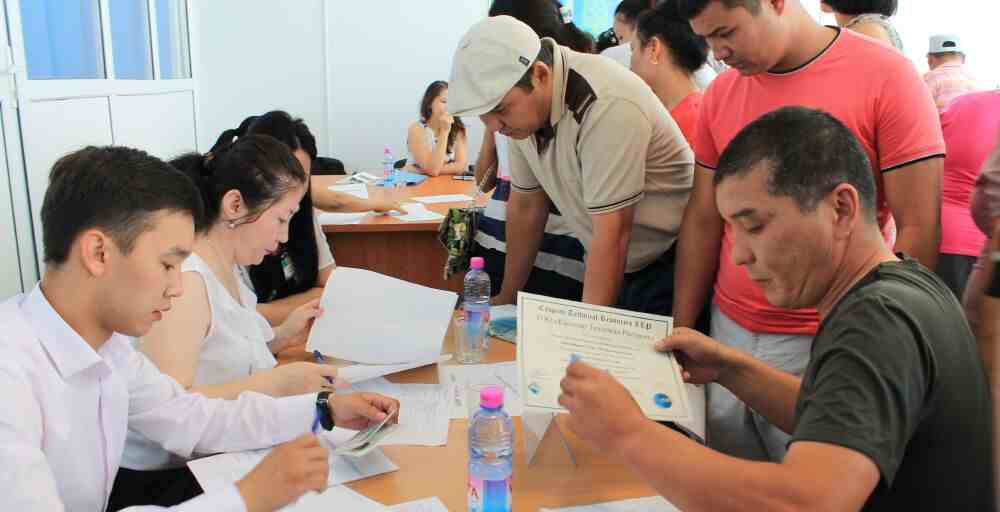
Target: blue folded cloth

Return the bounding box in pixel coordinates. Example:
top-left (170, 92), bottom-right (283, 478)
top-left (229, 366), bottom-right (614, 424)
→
top-left (488, 305), bottom-right (517, 343)
top-left (376, 171), bottom-right (427, 187)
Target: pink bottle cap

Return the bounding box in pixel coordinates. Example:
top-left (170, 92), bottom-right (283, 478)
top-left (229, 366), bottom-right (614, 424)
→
top-left (470, 257), bottom-right (485, 269)
top-left (479, 386), bottom-right (504, 409)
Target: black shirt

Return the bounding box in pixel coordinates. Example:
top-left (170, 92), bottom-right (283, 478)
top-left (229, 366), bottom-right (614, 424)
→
top-left (792, 257), bottom-right (994, 510)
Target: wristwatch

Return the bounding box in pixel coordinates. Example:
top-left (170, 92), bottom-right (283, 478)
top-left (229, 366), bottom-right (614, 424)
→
top-left (316, 391), bottom-right (336, 430)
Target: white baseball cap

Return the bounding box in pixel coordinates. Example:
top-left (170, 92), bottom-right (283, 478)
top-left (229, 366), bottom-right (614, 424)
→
top-left (929, 34), bottom-right (964, 54)
top-left (448, 16), bottom-right (543, 118)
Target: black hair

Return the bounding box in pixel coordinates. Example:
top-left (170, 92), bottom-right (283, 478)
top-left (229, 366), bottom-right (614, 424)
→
top-left (615, 0), bottom-right (652, 25)
top-left (214, 111), bottom-right (323, 302)
top-left (171, 133), bottom-right (306, 233)
top-left (512, 43), bottom-right (556, 92)
top-left (213, 110), bottom-right (319, 303)
top-left (820, 0), bottom-right (897, 16)
top-left (41, 146), bottom-right (203, 265)
top-left (715, 107), bottom-right (877, 222)
top-left (595, 27), bottom-right (620, 53)
top-left (489, 0), bottom-right (595, 53)
top-left (676, 0), bottom-right (762, 20)
top-left (636, 2), bottom-right (709, 74)
top-left (420, 81), bottom-right (468, 152)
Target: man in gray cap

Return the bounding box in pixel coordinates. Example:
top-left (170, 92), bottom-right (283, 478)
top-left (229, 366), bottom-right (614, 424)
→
top-left (924, 33), bottom-right (980, 110)
top-left (449, 15), bottom-right (694, 314)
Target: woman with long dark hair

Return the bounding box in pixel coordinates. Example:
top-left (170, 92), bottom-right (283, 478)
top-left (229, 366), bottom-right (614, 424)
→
top-left (406, 80), bottom-right (468, 176)
top-left (220, 111), bottom-right (403, 325)
top-left (113, 134), bottom-right (341, 509)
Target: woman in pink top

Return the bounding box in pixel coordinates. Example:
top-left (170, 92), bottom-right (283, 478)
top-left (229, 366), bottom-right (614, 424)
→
top-left (629, 1), bottom-right (708, 148)
top-left (937, 91), bottom-right (1000, 298)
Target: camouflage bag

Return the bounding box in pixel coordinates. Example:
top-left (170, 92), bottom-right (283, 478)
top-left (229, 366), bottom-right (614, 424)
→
top-left (438, 206), bottom-right (484, 280)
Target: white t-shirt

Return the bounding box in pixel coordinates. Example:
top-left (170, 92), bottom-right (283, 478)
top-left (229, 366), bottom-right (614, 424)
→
top-left (123, 252), bottom-right (278, 470)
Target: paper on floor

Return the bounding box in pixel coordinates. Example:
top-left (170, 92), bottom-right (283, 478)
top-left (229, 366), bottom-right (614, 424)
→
top-left (307, 267), bottom-right (457, 364)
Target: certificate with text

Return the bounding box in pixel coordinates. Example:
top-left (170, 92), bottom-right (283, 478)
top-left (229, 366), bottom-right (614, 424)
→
top-left (517, 293), bottom-right (691, 422)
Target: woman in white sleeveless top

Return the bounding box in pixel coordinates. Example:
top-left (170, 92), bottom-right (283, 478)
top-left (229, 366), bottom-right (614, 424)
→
top-left (406, 80), bottom-right (468, 176)
top-left (121, 135), bottom-right (338, 474)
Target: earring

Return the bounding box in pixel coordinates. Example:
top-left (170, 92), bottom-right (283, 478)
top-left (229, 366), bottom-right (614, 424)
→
top-left (228, 221), bottom-right (236, 229)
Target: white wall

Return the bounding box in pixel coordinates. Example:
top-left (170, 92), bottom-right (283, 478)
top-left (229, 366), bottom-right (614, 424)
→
top-left (194, 0), bottom-right (328, 154)
top-left (325, 1), bottom-right (488, 171)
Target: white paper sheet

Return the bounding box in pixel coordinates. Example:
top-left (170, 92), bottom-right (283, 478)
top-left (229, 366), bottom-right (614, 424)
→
top-left (318, 211), bottom-right (374, 225)
top-left (306, 267), bottom-right (457, 364)
top-left (389, 497), bottom-right (449, 511)
top-left (439, 362), bottom-right (523, 418)
top-left (337, 355), bottom-right (451, 384)
top-left (348, 379), bottom-right (452, 446)
top-left (328, 182), bottom-right (371, 199)
top-left (391, 202), bottom-right (445, 222)
top-left (517, 293), bottom-right (691, 423)
top-left (540, 496), bottom-right (680, 512)
top-left (412, 194), bottom-right (474, 204)
top-left (188, 446), bottom-right (398, 491)
top-left (283, 486), bottom-right (387, 511)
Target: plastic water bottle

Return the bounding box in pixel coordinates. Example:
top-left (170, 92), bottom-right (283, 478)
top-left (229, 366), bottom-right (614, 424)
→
top-left (468, 386), bottom-right (514, 512)
top-left (461, 257), bottom-right (491, 364)
top-left (382, 147), bottom-right (395, 185)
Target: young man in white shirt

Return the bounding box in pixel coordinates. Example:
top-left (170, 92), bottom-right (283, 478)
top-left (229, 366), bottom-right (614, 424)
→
top-left (0, 146), bottom-right (399, 512)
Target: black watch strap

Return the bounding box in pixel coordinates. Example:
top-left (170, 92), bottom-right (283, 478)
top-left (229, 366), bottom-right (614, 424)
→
top-left (316, 391), bottom-right (336, 431)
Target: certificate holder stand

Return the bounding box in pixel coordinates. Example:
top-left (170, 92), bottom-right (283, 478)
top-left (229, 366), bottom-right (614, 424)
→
top-left (522, 407), bottom-right (576, 466)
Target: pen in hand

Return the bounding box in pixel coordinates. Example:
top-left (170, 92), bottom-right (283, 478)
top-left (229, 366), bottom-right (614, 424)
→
top-left (313, 350), bottom-right (336, 385)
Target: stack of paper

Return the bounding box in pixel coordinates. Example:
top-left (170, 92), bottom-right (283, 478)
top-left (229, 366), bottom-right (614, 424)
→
top-left (341, 378), bottom-right (452, 447)
top-left (388, 497), bottom-right (449, 511)
top-left (412, 194), bottom-right (474, 204)
top-left (337, 355), bottom-right (452, 384)
top-left (439, 362), bottom-right (524, 418)
top-left (307, 267), bottom-right (457, 365)
top-left (318, 211), bottom-right (374, 225)
top-left (540, 496), bottom-right (680, 511)
top-left (391, 202), bottom-right (445, 222)
top-left (188, 446), bottom-right (398, 492)
top-left (282, 486), bottom-right (386, 512)
top-left (328, 182), bottom-right (370, 199)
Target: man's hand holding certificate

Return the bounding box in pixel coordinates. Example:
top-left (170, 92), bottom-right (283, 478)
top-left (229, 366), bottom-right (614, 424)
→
top-left (516, 293), bottom-right (692, 423)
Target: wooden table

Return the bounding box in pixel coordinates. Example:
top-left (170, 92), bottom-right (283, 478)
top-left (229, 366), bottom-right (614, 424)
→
top-left (279, 325), bottom-right (657, 510)
top-left (313, 175), bottom-right (484, 293)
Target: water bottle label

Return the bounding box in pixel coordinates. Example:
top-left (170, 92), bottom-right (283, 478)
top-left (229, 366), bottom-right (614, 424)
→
top-left (468, 477), bottom-right (511, 512)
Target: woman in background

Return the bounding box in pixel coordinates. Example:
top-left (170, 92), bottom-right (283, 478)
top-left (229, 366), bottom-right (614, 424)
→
top-left (630, 1), bottom-right (709, 148)
top-left (406, 81), bottom-right (468, 176)
top-left (821, 0), bottom-right (903, 51)
top-left (220, 111), bottom-right (404, 325)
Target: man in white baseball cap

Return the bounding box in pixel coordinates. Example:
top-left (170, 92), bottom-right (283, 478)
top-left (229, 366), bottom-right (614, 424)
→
top-left (450, 15), bottom-right (694, 315)
top-left (924, 33), bottom-right (980, 110)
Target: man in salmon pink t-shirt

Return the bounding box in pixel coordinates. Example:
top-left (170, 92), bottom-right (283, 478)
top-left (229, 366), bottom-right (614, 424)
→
top-left (672, 0), bottom-right (944, 462)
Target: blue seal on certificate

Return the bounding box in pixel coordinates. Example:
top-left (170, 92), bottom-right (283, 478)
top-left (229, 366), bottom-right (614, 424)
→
top-left (653, 392), bottom-right (673, 409)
